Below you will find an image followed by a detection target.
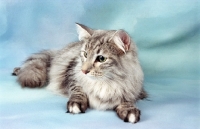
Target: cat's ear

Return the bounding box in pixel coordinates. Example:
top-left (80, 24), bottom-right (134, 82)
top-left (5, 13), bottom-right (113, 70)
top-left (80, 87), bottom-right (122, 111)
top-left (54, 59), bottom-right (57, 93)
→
top-left (76, 23), bottom-right (94, 41)
top-left (111, 30), bottom-right (131, 53)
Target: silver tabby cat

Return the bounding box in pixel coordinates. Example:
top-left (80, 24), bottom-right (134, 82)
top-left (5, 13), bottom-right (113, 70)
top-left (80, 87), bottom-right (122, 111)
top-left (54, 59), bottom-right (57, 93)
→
top-left (13, 23), bottom-right (147, 123)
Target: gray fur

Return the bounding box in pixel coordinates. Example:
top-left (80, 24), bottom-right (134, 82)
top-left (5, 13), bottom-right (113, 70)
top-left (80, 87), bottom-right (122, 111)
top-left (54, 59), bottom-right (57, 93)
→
top-left (13, 23), bottom-right (147, 123)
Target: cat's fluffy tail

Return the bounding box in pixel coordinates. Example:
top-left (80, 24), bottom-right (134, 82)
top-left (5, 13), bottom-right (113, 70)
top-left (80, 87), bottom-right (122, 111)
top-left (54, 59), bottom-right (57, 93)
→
top-left (12, 50), bottom-right (56, 88)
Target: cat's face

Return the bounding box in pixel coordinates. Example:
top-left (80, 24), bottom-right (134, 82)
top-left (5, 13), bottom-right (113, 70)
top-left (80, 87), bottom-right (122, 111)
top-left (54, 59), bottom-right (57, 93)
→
top-left (80, 31), bottom-right (122, 79)
top-left (76, 23), bottom-right (131, 79)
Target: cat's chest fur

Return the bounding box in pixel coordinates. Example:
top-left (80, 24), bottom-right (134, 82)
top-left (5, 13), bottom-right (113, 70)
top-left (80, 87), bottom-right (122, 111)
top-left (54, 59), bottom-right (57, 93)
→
top-left (76, 74), bottom-right (123, 110)
top-left (74, 65), bottom-right (126, 110)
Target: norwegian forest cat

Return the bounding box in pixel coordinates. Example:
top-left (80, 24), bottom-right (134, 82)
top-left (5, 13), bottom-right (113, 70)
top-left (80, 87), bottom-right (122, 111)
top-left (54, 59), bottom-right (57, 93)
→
top-left (12, 23), bottom-right (147, 123)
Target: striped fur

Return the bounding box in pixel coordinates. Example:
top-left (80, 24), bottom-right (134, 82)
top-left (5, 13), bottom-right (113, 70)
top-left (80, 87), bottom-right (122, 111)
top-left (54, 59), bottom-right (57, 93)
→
top-left (13, 23), bottom-right (147, 123)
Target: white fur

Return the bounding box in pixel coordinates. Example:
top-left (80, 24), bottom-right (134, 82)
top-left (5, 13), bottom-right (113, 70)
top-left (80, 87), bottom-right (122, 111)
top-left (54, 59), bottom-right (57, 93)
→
top-left (129, 113), bottom-right (136, 123)
top-left (69, 104), bottom-right (81, 114)
top-left (74, 70), bottom-right (119, 110)
top-left (75, 68), bottom-right (133, 110)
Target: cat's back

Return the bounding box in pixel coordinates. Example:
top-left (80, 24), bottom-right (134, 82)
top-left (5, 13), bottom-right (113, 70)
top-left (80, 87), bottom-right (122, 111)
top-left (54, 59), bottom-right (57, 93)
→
top-left (55, 41), bottom-right (82, 60)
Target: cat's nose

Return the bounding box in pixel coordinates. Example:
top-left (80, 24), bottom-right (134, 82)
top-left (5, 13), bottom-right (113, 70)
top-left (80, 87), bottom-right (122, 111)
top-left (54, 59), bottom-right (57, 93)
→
top-left (82, 69), bottom-right (90, 74)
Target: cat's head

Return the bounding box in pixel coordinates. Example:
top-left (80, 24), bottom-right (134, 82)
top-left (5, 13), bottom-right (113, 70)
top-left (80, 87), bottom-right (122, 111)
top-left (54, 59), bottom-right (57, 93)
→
top-left (76, 23), bottom-right (135, 79)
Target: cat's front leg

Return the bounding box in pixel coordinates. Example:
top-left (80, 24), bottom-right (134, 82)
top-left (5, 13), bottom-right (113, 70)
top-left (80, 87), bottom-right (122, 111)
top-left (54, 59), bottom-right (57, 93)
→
top-left (115, 102), bottom-right (141, 123)
top-left (67, 86), bottom-right (88, 114)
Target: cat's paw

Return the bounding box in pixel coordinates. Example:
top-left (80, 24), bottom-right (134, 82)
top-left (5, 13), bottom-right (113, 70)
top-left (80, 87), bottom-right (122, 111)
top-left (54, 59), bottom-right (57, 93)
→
top-left (116, 105), bottom-right (141, 123)
top-left (123, 108), bottom-right (140, 123)
top-left (67, 100), bottom-right (88, 114)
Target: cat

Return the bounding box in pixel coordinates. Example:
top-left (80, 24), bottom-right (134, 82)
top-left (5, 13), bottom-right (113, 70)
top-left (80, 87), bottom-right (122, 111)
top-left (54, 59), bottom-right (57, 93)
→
top-left (12, 23), bottom-right (147, 123)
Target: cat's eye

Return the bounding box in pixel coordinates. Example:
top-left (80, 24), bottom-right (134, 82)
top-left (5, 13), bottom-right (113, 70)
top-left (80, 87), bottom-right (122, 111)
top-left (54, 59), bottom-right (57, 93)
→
top-left (84, 51), bottom-right (87, 58)
top-left (96, 55), bottom-right (107, 62)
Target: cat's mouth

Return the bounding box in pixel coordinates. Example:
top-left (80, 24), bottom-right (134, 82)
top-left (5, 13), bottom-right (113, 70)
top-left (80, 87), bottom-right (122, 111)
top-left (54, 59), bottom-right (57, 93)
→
top-left (89, 72), bottom-right (103, 77)
top-left (81, 69), bottom-right (104, 78)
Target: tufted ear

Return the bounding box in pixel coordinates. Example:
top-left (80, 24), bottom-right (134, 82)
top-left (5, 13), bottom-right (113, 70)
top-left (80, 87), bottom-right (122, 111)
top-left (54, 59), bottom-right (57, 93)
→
top-left (76, 23), bottom-right (94, 41)
top-left (111, 30), bottom-right (131, 53)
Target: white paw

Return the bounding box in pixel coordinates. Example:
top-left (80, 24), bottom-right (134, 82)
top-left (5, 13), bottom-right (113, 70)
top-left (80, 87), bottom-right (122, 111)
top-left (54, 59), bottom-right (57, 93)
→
top-left (68, 103), bottom-right (81, 114)
top-left (128, 113), bottom-right (136, 123)
top-left (124, 108), bottom-right (140, 123)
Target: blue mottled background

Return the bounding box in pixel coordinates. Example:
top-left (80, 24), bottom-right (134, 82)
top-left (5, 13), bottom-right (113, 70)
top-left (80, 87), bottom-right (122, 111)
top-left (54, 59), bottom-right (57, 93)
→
top-left (0, 0), bottom-right (199, 129)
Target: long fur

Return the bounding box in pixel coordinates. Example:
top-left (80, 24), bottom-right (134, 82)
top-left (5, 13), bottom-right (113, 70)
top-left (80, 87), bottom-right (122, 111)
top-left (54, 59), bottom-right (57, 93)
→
top-left (13, 23), bottom-right (147, 123)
